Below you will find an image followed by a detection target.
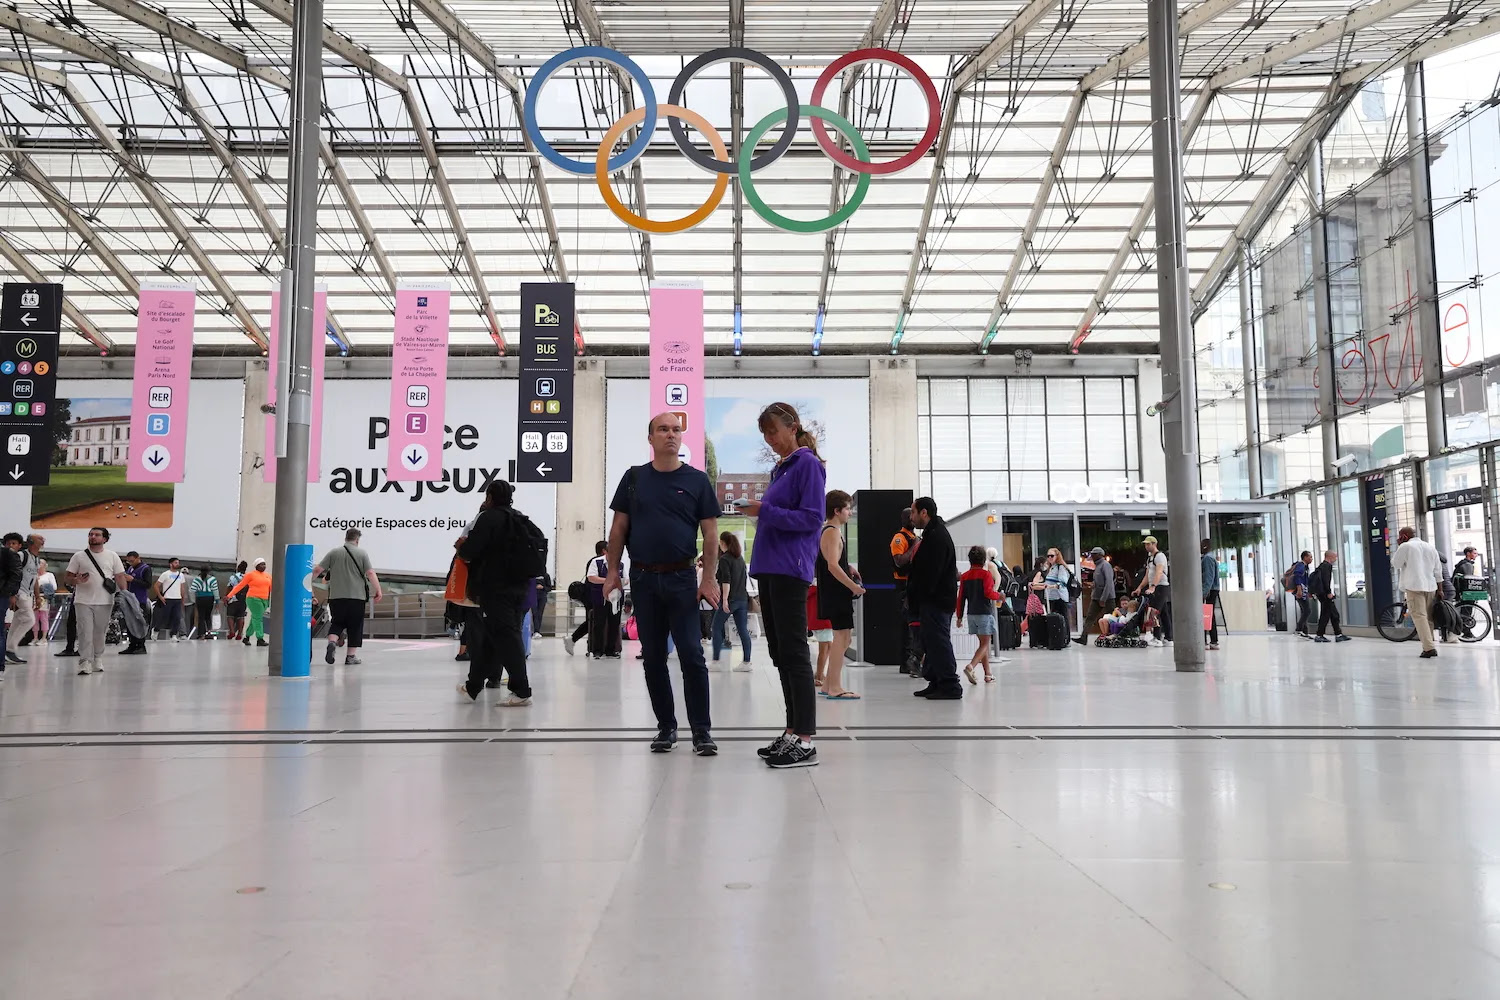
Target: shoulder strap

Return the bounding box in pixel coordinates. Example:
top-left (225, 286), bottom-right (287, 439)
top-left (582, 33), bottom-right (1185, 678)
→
top-left (84, 548), bottom-right (108, 579)
top-left (345, 545), bottom-right (370, 602)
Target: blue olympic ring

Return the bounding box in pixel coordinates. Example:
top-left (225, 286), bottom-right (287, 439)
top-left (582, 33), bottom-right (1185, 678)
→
top-left (522, 46), bottom-right (659, 175)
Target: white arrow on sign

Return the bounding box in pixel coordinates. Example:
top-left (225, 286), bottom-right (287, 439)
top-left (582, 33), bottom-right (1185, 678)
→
top-left (8, 464), bottom-right (22, 480)
top-left (20, 313), bottom-right (35, 326)
top-left (536, 463), bottom-right (552, 476)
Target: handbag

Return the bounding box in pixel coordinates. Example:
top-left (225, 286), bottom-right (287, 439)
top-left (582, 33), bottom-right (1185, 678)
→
top-left (443, 554), bottom-right (470, 604)
top-left (84, 549), bottom-right (118, 595)
top-left (1202, 603), bottom-right (1214, 631)
top-left (1025, 592), bottom-right (1045, 617)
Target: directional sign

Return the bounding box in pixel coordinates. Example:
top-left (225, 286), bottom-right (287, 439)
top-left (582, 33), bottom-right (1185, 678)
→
top-left (515, 282), bottom-right (574, 483)
top-left (127, 284), bottom-right (195, 483)
top-left (0, 283), bottom-right (62, 486)
top-left (1428, 487), bottom-right (1483, 512)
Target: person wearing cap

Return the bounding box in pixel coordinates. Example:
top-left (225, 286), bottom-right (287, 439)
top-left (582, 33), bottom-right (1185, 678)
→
top-left (1073, 545), bottom-right (1115, 646)
top-left (1126, 535), bottom-right (1172, 645)
top-left (225, 558), bottom-right (273, 647)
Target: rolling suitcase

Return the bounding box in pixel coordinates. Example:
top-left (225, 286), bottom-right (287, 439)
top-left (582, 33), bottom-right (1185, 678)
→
top-left (996, 610), bottom-right (1022, 651)
top-left (1043, 612), bottom-right (1069, 650)
top-left (1027, 613), bottom-right (1048, 649)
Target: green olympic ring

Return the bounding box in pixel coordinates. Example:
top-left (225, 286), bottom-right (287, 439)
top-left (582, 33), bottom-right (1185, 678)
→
top-left (739, 104), bottom-right (872, 235)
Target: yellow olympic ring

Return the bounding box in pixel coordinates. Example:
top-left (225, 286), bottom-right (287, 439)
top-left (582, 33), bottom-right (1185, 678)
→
top-left (595, 104), bottom-right (729, 235)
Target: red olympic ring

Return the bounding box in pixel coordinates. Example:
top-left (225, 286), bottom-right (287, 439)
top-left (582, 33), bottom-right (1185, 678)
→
top-left (810, 48), bottom-right (941, 175)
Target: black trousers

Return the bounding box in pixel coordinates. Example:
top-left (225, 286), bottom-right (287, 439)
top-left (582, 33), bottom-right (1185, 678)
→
top-left (897, 579), bottom-right (922, 673)
top-left (1204, 590), bottom-right (1220, 643)
top-left (195, 597), bottom-right (215, 635)
top-left (758, 573), bottom-right (816, 737)
top-left (465, 589), bottom-right (529, 698)
top-left (1078, 597), bottom-right (1107, 640)
top-left (1316, 595), bottom-right (1342, 637)
top-left (1295, 595), bottom-right (1312, 632)
top-left (571, 612), bottom-right (590, 644)
top-left (588, 601), bottom-right (621, 656)
top-left (329, 597), bottom-right (367, 647)
top-left (919, 603), bottom-right (963, 695)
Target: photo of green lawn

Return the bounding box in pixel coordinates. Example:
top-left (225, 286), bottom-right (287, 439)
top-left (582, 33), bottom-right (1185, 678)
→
top-left (30, 396), bottom-right (175, 528)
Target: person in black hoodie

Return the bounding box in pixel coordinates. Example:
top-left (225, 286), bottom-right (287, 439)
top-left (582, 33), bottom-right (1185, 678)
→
top-left (907, 497), bottom-right (962, 700)
top-left (1308, 549), bottom-right (1350, 643)
top-left (0, 534), bottom-right (21, 674)
top-left (455, 480), bottom-right (538, 706)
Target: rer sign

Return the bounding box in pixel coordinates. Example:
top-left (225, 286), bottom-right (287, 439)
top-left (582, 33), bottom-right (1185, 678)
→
top-left (128, 282), bottom-right (195, 483)
top-left (386, 282), bottom-right (450, 481)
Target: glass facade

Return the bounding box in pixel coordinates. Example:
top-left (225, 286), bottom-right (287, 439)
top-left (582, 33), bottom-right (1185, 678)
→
top-left (917, 376), bottom-right (1139, 516)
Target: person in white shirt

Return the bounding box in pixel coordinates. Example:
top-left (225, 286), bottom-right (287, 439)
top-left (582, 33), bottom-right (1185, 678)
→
top-left (63, 526), bottom-right (129, 676)
top-left (1391, 526), bottom-right (1442, 658)
top-left (151, 557), bottom-right (189, 640)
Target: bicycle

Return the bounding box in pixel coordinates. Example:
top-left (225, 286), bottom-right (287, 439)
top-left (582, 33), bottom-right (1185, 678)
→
top-left (1376, 599), bottom-right (1492, 643)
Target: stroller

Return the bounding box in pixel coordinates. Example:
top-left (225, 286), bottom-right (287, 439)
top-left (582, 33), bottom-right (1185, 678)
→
top-left (46, 592), bottom-right (147, 648)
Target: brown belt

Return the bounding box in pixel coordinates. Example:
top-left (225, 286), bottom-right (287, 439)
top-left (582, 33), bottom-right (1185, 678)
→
top-left (635, 560), bottom-right (695, 573)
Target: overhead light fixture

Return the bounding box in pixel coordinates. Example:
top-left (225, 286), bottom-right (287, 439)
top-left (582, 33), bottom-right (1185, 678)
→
top-left (812, 303), bottom-right (825, 357)
top-left (889, 310), bottom-right (907, 354)
top-left (733, 305), bottom-right (742, 356)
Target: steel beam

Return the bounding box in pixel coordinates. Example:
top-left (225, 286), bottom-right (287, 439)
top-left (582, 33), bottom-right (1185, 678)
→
top-left (979, 0), bottom-right (1244, 350)
top-left (249, 0), bottom-right (507, 351)
top-left (730, 0), bottom-right (745, 341)
top-left (892, 0), bottom-right (1059, 351)
top-left (1210, 0), bottom-right (1429, 90)
top-left (0, 229), bottom-right (113, 351)
top-left (1069, 86), bottom-right (1216, 351)
top-left (571, 0), bottom-right (654, 285)
top-left (816, 0), bottom-right (901, 323)
top-left (409, 0), bottom-right (579, 292)
top-left (86, 0), bottom-right (399, 303)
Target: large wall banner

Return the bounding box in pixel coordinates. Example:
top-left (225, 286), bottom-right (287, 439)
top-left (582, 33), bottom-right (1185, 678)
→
top-left (387, 282), bottom-right (450, 482)
top-left (648, 281), bottom-right (705, 468)
top-left (127, 282), bottom-right (195, 483)
top-left (308, 379), bottom-right (556, 576)
top-left (263, 284), bottom-right (328, 482)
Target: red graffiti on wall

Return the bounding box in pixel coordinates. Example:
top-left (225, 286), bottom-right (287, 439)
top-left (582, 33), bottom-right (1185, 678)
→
top-left (1444, 301), bottom-right (1471, 369)
top-left (1332, 270), bottom-right (1423, 408)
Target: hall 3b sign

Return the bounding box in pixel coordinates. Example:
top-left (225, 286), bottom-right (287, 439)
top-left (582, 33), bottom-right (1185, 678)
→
top-left (1049, 481), bottom-right (1225, 505)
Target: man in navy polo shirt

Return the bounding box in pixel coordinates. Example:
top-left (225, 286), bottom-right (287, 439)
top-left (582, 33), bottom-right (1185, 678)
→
top-left (604, 412), bottom-right (721, 756)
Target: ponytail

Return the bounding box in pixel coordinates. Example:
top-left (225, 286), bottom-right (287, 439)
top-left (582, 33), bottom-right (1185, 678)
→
top-left (796, 428), bottom-right (821, 462)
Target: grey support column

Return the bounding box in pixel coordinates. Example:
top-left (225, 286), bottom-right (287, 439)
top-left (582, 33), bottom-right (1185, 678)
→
top-left (266, 0), bottom-right (324, 674)
top-left (1307, 142), bottom-right (1340, 553)
top-left (1238, 242), bottom-right (1262, 497)
top-left (1146, 0), bottom-right (1205, 672)
top-left (1408, 62), bottom-right (1452, 560)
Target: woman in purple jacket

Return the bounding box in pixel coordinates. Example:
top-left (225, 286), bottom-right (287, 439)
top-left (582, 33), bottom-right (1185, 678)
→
top-left (742, 402), bottom-right (827, 769)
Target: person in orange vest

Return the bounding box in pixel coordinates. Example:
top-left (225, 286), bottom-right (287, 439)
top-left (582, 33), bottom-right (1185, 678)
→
top-left (226, 557), bottom-right (273, 647)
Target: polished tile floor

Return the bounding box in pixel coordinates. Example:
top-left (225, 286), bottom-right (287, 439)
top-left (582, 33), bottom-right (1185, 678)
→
top-left (2, 630), bottom-right (1499, 999)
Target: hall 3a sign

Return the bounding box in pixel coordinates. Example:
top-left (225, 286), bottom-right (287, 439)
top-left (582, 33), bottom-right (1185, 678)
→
top-left (1427, 487), bottom-right (1483, 512)
top-left (1049, 480), bottom-right (1225, 504)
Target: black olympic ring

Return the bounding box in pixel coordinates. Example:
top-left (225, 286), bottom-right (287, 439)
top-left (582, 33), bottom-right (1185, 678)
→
top-left (666, 47), bottom-right (802, 174)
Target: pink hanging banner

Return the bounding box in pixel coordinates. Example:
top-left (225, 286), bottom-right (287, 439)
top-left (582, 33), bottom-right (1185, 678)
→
top-left (263, 284), bottom-right (328, 482)
top-left (387, 282), bottom-right (450, 481)
top-left (648, 281), bottom-right (705, 469)
top-left (127, 282), bottom-right (195, 483)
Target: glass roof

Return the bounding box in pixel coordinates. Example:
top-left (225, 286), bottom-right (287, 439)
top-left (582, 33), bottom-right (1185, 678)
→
top-left (0, 0), bottom-right (1493, 353)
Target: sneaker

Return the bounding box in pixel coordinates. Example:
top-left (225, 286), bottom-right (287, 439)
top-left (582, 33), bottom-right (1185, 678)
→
top-left (650, 728), bottom-right (678, 753)
top-left (5, 652), bottom-right (23, 664)
top-left (1420, 649), bottom-right (1438, 659)
top-left (564, 636), bottom-right (575, 656)
top-left (766, 740), bottom-right (819, 769)
top-left (758, 733), bottom-right (794, 759)
top-left (456, 682), bottom-right (476, 702)
top-left (692, 732), bottom-right (718, 756)
top-left (733, 661), bottom-right (752, 672)
top-left (1071, 637), bottom-right (1086, 646)
top-left (256, 638), bottom-right (268, 647)
top-left (709, 660), bottom-right (726, 672)
top-left (1296, 631), bottom-right (1311, 639)
top-left (325, 638), bottom-right (337, 665)
top-left (1207, 643), bottom-right (1220, 651)
top-left (92, 662), bottom-right (102, 673)
top-left (242, 637), bottom-right (251, 646)
top-left (344, 656), bottom-right (361, 665)
top-left (1335, 634), bottom-right (1352, 643)
top-left (484, 678), bottom-right (500, 688)
top-left (455, 651), bottom-right (470, 662)
top-left (57, 648), bottom-right (79, 657)
top-left (605, 653), bottom-right (621, 659)
top-left (121, 645), bottom-right (147, 655)
top-left (924, 689), bottom-right (962, 701)
top-left (496, 694), bottom-right (532, 707)
top-left (77, 661), bottom-right (91, 676)
top-left (1314, 635), bottom-right (1331, 643)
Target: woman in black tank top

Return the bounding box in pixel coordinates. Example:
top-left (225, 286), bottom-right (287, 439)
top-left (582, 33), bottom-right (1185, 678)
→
top-left (815, 490), bottom-right (865, 699)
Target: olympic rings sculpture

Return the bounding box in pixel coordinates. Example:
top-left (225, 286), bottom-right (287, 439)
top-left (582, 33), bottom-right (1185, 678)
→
top-left (521, 46), bottom-right (941, 235)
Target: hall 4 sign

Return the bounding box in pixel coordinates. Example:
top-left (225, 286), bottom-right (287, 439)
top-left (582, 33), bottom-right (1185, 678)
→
top-left (1049, 480), bottom-right (1225, 504)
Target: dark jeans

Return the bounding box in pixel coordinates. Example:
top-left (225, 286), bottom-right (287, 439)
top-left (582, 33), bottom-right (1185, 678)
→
top-left (1295, 595), bottom-right (1311, 633)
top-left (1316, 595), bottom-right (1342, 637)
top-left (1126, 586), bottom-right (1170, 638)
top-left (1204, 589), bottom-right (1220, 644)
top-left (631, 569), bottom-right (711, 735)
top-left (158, 598), bottom-right (184, 638)
top-left (758, 573), bottom-right (815, 736)
top-left (918, 603), bottom-right (963, 695)
top-left (195, 597), bottom-right (215, 635)
top-left (712, 599), bottom-right (752, 662)
top-left (465, 588), bottom-right (529, 698)
top-left (588, 601), bottom-right (621, 656)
